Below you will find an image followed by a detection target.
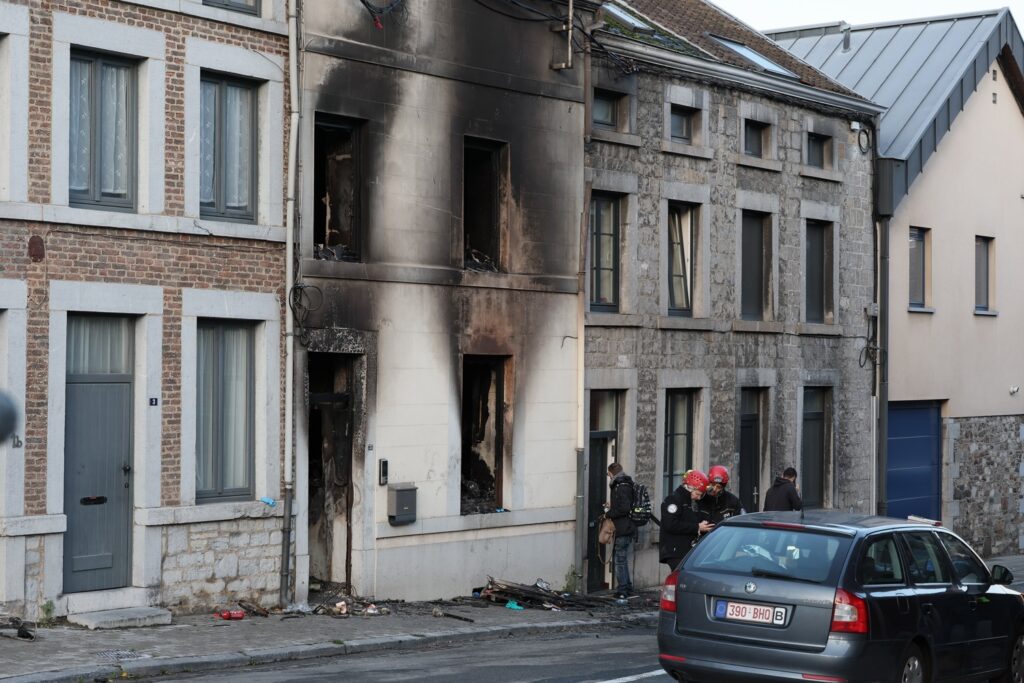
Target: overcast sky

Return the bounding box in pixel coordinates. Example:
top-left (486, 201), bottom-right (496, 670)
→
top-left (708, 0), bottom-right (1021, 33)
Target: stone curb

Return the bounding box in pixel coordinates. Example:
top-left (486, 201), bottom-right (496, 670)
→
top-left (0, 612), bottom-right (657, 682)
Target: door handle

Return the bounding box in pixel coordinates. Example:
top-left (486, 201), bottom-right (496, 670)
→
top-left (968, 599), bottom-right (978, 612)
top-left (122, 464), bottom-right (132, 475)
top-left (921, 603), bottom-right (934, 615)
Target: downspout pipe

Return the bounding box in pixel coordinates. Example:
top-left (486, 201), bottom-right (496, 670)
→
top-left (873, 122), bottom-right (891, 518)
top-left (280, 0), bottom-right (300, 607)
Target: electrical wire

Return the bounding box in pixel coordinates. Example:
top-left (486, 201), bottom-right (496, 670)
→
top-left (472, 0), bottom-right (552, 22)
top-left (358, 0), bottom-right (403, 16)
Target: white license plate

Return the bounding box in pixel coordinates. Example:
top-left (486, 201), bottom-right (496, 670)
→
top-left (715, 599), bottom-right (787, 625)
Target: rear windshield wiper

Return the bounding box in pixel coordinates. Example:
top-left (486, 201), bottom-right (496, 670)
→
top-left (750, 568), bottom-right (821, 584)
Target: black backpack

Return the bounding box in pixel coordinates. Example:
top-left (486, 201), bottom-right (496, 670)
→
top-left (629, 482), bottom-right (653, 526)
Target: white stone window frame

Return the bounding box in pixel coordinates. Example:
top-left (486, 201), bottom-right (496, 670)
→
top-left (586, 169), bottom-right (638, 319)
top-left (800, 115), bottom-right (845, 183)
top-left (179, 288), bottom-right (280, 509)
top-left (654, 370), bottom-right (710, 503)
top-left (662, 84), bottom-right (713, 160)
top-left (46, 280), bottom-right (164, 596)
top-left (735, 190), bottom-right (780, 321)
top-left (660, 181), bottom-right (711, 319)
top-left (120, 0), bottom-right (286, 36)
top-left (800, 201), bottom-right (842, 328)
top-left (0, 3), bottom-right (29, 203)
top-left (184, 38), bottom-right (284, 232)
top-left (737, 100), bottom-right (781, 172)
top-left (0, 279), bottom-right (27, 518)
top-left (50, 14), bottom-right (166, 219)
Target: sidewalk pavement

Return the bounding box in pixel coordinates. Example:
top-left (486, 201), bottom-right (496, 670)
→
top-left (0, 597), bottom-right (658, 683)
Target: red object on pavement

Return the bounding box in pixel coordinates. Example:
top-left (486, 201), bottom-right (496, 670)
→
top-left (216, 610), bottom-right (246, 620)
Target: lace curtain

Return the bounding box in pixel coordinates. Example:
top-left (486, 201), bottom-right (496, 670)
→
top-left (196, 324), bottom-right (252, 495)
top-left (70, 58), bottom-right (130, 198)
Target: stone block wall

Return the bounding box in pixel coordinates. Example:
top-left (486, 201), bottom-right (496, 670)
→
top-left (947, 415), bottom-right (1024, 556)
top-left (160, 518), bottom-right (284, 613)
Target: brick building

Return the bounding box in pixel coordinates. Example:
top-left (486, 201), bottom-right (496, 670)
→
top-left (579, 0), bottom-right (882, 591)
top-left (0, 0), bottom-right (289, 618)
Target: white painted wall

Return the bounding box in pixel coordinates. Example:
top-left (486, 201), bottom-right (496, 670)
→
top-left (889, 59), bottom-right (1024, 417)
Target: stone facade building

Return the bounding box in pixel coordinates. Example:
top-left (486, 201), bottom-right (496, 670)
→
top-left (579, 0), bottom-right (881, 590)
top-left (0, 0), bottom-right (289, 618)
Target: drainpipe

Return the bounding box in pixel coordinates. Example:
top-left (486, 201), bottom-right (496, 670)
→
top-left (873, 119), bottom-right (891, 518)
top-left (279, 0), bottom-right (301, 606)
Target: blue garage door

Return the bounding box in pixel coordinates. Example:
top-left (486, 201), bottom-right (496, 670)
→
top-left (887, 402), bottom-right (941, 520)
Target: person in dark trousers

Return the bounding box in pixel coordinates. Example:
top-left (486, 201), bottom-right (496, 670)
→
top-left (763, 467), bottom-right (803, 511)
top-left (604, 462), bottom-right (636, 597)
top-left (659, 469), bottom-right (715, 571)
top-left (699, 465), bottom-right (745, 523)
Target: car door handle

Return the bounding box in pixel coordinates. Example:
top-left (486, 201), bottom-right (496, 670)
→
top-left (921, 603), bottom-right (934, 615)
top-left (897, 596), bottom-right (910, 614)
top-left (968, 599), bottom-right (978, 612)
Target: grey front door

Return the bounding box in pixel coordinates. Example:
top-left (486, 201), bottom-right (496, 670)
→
top-left (63, 315), bottom-right (133, 593)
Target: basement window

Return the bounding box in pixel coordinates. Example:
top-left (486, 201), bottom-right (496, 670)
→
top-left (313, 115), bottom-right (361, 262)
top-left (461, 356), bottom-right (510, 515)
top-left (463, 137), bottom-right (506, 272)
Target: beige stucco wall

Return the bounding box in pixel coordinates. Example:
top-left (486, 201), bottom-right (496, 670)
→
top-left (889, 59), bottom-right (1024, 417)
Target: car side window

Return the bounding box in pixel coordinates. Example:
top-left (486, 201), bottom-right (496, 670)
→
top-left (859, 535), bottom-right (904, 585)
top-left (900, 532), bottom-right (950, 584)
top-left (937, 533), bottom-right (988, 585)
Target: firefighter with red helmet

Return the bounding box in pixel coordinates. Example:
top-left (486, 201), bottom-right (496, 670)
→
top-left (699, 465), bottom-right (745, 524)
top-left (658, 469), bottom-right (715, 570)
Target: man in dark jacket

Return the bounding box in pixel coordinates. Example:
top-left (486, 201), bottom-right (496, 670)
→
top-left (659, 469), bottom-right (715, 570)
top-left (763, 467), bottom-right (802, 511)
top-left (605, 463), bottom-right (636, 597)
top-left (699, 465), bottom-right (745, 523)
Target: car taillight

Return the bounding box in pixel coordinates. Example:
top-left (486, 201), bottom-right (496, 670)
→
top-left (660, 570), bottom-right (679, 612)
top-left (830, 587), bottom-right (868, 634)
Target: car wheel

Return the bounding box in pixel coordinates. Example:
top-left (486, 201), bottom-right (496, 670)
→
top-left (896, 644), bottom-right (927, 683)
top-left (1003, 632), bottom-right (1024, 683)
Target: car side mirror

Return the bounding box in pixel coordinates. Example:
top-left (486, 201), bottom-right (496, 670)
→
top-left (991, 564), bottom-right (1014, 585)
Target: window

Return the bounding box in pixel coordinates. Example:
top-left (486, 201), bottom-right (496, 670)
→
top-left (590, 390), bottom-right (621, 434)
top-left (859, 535), bottom-right (904, 585)
top-left (805, 220), bottom-right (833, 324)
top-left (461, 356), bottom-right (509, 515)
top-left (69, 51), bottom-right (136, 210)
top-left (204, 0), bottom-right (259, 15)
top-left (668, 203), bottom-right (696, 316)
top-left (743, 119), bottom-right (768, 158)
top-left (200, 73), bottom-right (258, 222)
top-left (670, 105), bottom-right (694, 143)
top-left (975, 236), bottom-right (991, 312)
top-left (593, 89), bottom-right (620, 129)
top-left (590, 193), bottom-right (620, 312)
top-left (801, 387), bottom-right (829, 509)
top-left (806, 133), bottom-right (831, 169)
top-left (664, 390), bottom-right (694, 495)
top-left (909, 228), bottom-right (927, 307)
top-left (463, 137), bottom-right (507, 271)
top-left (741, 210), bottom-right (768, 320)
top-left (900, 532), bottom-right (950, 584)
top-left (937, 533), bottom-right (987, 585)
top-left (313, 115), bottom-right (360, 261)
top-left (709, 35), bottom-right (798, 78)
top-left (196, 320), bottom-right (255, 501)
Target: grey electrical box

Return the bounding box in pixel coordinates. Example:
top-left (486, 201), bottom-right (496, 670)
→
top-left (387, 483), bottom-right (417, 526)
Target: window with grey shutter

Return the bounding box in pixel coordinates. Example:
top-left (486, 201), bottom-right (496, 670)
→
top-left (590, 193), bottom-right (620, 312)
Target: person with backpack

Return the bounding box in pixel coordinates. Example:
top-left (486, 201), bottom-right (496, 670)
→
top-left (604, 462), bottom-right (636, 598)
top-left (699, 465), bottom-right (745, 523)
top-left (659, 469), bottom-right (715, 570)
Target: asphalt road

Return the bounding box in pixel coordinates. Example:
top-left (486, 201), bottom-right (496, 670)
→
top-left (162, 625), bottom-right (669, 683)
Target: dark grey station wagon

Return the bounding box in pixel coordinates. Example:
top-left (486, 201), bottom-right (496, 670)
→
top-left (657, 511), bottom-right (1024, 683)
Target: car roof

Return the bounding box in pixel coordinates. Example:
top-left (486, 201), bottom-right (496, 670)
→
top-left (722, 510), bottom-right (945, 537)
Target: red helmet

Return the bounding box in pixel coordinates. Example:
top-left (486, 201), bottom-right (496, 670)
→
top-left (684, 469), bottom-right (709, 492)
top-left (708, 465), bottom-right (730, 486)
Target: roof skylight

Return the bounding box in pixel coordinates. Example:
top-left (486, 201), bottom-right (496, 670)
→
top-left (710, 35), bottom-right (797, 78)
top-left (604, 4), bottom-right (652, 32)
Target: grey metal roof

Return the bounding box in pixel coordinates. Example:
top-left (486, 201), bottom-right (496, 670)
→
top-left (768, 9), bottom-right (1024, 213)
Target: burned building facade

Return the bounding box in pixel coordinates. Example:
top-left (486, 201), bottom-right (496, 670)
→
top-left (579, 1), bottom-right (882, 591)
top-left (294, 1), bottom-right (590, 601)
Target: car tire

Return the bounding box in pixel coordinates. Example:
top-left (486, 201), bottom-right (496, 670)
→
top-left (896, 644), bottom-right (927, 683)
top-left (994, 631), bottom-right (1024, 683)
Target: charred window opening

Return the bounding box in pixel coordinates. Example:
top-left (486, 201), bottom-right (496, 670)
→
top-left (463, 137), bottom-right (506, 272)
top-left (307, 353), bottom-right (355, 587)
top-left (461, 356), bottom-right (509, 515)
top-left (314, 115), bottom-right (361, 262)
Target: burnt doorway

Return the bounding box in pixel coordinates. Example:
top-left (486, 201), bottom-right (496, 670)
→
top-left (308, 353), bottom-right (355, 588)
top-left (587, 430), bottom-right (615, 592)
top-left (738, 388), bottom-right (763, 513)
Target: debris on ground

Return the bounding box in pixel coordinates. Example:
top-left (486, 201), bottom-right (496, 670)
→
top-left (431, 607), bottom-right (475, 623)
top-left (478, 576), bottom-right (616, 610)
top-left (238, 600), bottom-right (269, 617)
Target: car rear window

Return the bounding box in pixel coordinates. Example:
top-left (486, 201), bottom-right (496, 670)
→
top-left (686, 526), bottom-right (851, 583)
